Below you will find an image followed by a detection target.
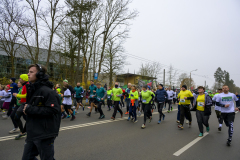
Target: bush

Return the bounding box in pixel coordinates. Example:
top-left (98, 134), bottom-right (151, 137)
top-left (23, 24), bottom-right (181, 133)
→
top-left (0, 77), bottom-right (10, 85)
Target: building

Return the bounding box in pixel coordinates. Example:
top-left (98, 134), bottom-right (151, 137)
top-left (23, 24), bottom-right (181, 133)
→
top-left (0, 42), bottom-right (72, 79)
top-left (116, 73), bottom-right (157, 89)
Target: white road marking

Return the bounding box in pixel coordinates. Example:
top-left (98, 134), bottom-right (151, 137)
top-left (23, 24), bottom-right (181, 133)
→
top-left (173, 132), bottom-right (209, 156)
top-left (0, 109), bottom-right (177, 142)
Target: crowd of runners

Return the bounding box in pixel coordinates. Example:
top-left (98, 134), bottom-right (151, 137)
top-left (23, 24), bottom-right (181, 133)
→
top-left (0, 70), bottom-right (240, 148)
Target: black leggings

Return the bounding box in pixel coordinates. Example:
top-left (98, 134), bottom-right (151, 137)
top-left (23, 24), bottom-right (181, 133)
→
top-left (14, 111), bottom-right (27, 133)
top-left (112, 101), bottom-right (123, 118)
top-left (215, 110), bottom-right (223, 124)
top-left (120, 96), bottom-right (124, 108)
top-left (157, 102), bottom-right (164, 120)
top-left (222, 113), bottom-right (235, 140)
top-left (107, 100), bottom-right (112, 110)
top-left (142, 103), bottom-right (152, 124)
top-left (10, 105), bottom-right (20, 128)
top-left (168, 100), bottom-right (172, 111)
top-left (196, 110), bottom-right (209, 133)
top-left (97, 102), bottom-right (104, 116)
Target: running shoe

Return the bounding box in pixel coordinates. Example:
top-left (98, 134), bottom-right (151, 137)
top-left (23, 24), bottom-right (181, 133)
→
top-left (111, 117), bottom-right (115, 120)
top-left (15, 133), bottom-right (26, 140)
top-left (70, 116), bottom-right (76, 121)
top-left (2, 115), bottom-right (8, 119)
top-left (138, 112), bottom-right (141, 117)
top-left (141, 124), bottom-right (146, 129)
top-left (178, 124), bottom-right (183, 129)
top-left (127, 117), bottom-right (130, 121)
top-left (176, 120), bottom-right (180, 124)
top-left (171, 107), bottom-right (173, 111)
top-left (188, 122), bottom-right (192, 128)
top-left (99, 115), bottom-right (105, 119)
top-left (199, 133), bottom-right (203, 137)
top-left (73, 110), bottom-right (76, 115)
top-left (186, 120), bottom-right (189, 124)
top-left (125, 112), bottom-right (129, 115)
top-left (158, 120), bottom-right (161, 124)
top-left (149, 117), bottom-right (152, 123)
top-left (131, 118), bottom-right (134, 122)
top-left (167, 111), bottom-right (170, 113)
top-left (218, 127), bottom-right (222, 132)
top-left (62, 114), bottom-right (67, 119)
top-left (9, 128), bottom-right (20, 134)
top-left (134, 120), bottom-right (138, 123)
top-left (66, 115), bottom-right (71, 118)
top-left (206, 127), bottom-right (210, 132)
top-left (86, 112), bottom-right (91, 117)
top-left (227, 139), bottom-right (231, 146)
top-left (162, 114), bottom-right (165, 121)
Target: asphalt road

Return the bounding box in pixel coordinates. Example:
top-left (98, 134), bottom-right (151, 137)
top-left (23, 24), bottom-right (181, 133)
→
top-left (0, 104), bottom-right (240, 160)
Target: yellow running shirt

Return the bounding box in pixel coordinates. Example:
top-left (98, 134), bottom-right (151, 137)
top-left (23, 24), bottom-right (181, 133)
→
top-left (178, 90), bottom-right (193, 105)
top-left (197, 94), bottom-right (205, 111)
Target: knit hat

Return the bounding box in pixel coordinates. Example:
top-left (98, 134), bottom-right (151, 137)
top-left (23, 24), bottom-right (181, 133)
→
top-left (56, 88), bottom-right (61, 93)
top-left (10, 78), bottom-right (16, 82)
top-left (20, 74), bottom-right (28, 82)
top-left (182, 85), bottom-right (187, 89)
top-left (63, 79), bottom-right (68, 83)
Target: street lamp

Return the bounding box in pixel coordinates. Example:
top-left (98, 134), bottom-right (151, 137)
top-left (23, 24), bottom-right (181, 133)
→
top-left (190, 69), bottom-right (197, 90)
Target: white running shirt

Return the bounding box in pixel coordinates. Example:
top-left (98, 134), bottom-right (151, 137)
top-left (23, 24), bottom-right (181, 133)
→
top-left (216, 92), bottom-right (238, 113)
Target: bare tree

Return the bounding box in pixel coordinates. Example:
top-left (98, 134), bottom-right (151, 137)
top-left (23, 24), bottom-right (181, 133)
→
top-left (138, 62), bottom-right (162, 80)
top-left (177, 73), bottom-right (188, 87)
top-left (0, 0), bottom-right (23, 77)
top-left (102, 38), bottom-right (126, 87)
top-left (97, 0), bottom-right (138, 75)
top-left (40, 0), bottom-right (67, 68)
top-left (167, 64), bottom-right (178, 87)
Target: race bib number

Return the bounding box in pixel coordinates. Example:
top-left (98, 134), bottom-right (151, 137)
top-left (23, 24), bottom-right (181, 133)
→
top-left (222, 97), bottom-right (233, 102)
top-left (97, 97), bottom-right (101, 100)
top-left (81, 95), bottom-right (83, 98)
top-left (108, 96), bottom-right (110, 99)
top-left (180, 99), bottom-right (185, 103)
top-left (198, 102), bottom-right (204, 107)
top-left (142, 99), bottom-right (146, 103)
top-left (138, 97), bottom-right (140, 101)
top-left (90, 94), bottom-right (93, 98)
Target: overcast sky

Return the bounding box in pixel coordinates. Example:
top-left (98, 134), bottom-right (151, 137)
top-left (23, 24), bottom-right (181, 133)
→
top-left (123, 0), bottom-right (240, 88)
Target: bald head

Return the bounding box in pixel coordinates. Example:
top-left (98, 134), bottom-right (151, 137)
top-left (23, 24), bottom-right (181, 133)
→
top-left (128, 83), bottom-right (132, 89)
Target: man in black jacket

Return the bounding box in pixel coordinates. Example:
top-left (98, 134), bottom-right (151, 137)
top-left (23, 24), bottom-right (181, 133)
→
top-left (22, 64), bottom-right (61, 160)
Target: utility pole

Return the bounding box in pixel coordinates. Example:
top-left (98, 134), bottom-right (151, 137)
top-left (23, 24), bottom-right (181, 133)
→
top-left (163, 69), bottom-right (165, 87)
top-left (205, 81), bottom-right (206, 88)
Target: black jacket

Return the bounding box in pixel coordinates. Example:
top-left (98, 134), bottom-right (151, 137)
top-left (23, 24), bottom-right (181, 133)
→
top-left (25, 75), bottom-right (61, 141)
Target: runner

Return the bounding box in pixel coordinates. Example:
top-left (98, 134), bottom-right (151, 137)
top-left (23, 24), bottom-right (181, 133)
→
top-left (155, 84), bottom-right (168, 124)
top-left (216, 85), bottom-right (239, 146)
top-left (0, 85), bottom-right (5, 112)
top-left (74, 82), bottom-right (84, 113)
top-left (2, 78), bottom-right (18, 119)
top-left (173, 90), bottom-right (177, 104)
top-left (13, 74), bottom-right (28, 140)
top-left (111, 82), bottom-right (123, 120)
top-left (128, 85), bottom-right (138, 123)
top-left (86, 80), bottom-right (97, 117)
top-left (212, 88), bottom-right (223, 131)
top-left (124, 83), bottom-right (131, 115)
top-left (191, 86), bottom-right (212, 137)
top-left (107, 87), bottom-right (112, 111)
top-left (94, 82), bottom-right (106, 119)
top-left (141, 85), bottom-right (154, 129)
top-left (235, 92), bottom-right (240, 110)
top-left (177, 85), bottom-right (194, 129)
top-left (166, 87), bottom-right (175, 113)
top-left (62, 84), bottom-right (75, 121)
top-left (1, 85), bottom-right (12, 117)
top-left (120, 88), bottom-right (125, 108)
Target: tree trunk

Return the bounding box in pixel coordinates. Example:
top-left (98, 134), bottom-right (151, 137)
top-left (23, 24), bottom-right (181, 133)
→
top-left (45, 30), bottom-right (54, 68)
top-left (11, 55), bottom-right (15, 77)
